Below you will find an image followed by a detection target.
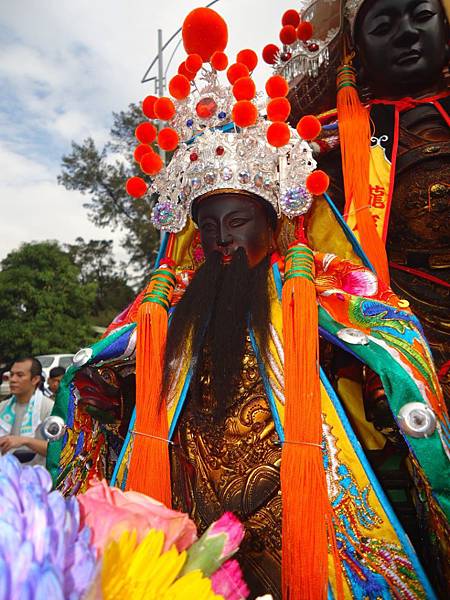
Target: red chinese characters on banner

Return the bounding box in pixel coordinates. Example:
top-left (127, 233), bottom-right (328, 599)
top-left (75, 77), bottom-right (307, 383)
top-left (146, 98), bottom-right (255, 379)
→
top-left (369, 184), bottom-right (386, 209)
top-left (348, 184), bottom-right (386, 233)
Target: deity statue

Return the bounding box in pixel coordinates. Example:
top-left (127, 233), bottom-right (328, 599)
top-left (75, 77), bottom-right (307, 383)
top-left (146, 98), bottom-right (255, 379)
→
top-left (266, 2), bottom-right (450, 593)
top-left (348, 0), bottom-right (450, 403)
top-left (47, 7), bottom-right (450, 600)
top-left (271, 0), bottom-right (450, 403)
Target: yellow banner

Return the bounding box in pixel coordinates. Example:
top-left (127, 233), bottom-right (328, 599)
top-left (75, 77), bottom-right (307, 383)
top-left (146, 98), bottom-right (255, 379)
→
top-left (345, 138), bottom-right (393, 243)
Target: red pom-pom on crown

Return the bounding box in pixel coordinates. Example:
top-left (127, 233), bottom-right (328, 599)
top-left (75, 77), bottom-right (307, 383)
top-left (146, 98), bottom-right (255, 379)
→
top-left (232, 77), bottom-right (256, 101)
top-left (135, 122), bottom-right (157, 144)
top-left (236, 49), bottom-right (258, 72)
top-left (126, 177), bottom-right (147, 198)
top-left (262, 44), bottom-right (279, 65)
top-left (142, 95), bottom-right (157, 119)
top-left (168, 74), bottom-right (191, 100)
top-left (185, 53), bottom-right (203, 73)
top-left (178, 62), bottom-right (196, 80)
top-left (296, 115), bottom-right (322, 140)
top-left (134, 144), bottom-right (153, 162)
top-left (306, 170), bottom-right (329, 195)
top-left (267, 121), bottom-right (291, 147)
top-left (182, 7), bottom-right (228, 61)
top-left (282, 9), bottom-right (300, 28)
top-left (280, 25), bottom-right (297, 45)
top-left (141, 151), bottom-right (164, 176)
top-left (297, 21), bottom-right (313, 41)
top-left (267, 97), bottom-right (291, 122)
top-left (227, 62), bottom-right (250, 85)
top-left (210, 51), bottom-right (228, 70)
top-left (154, 97), bottom-right (176, 121)
top-left (157, 128), bottom-right (179, 152)
top-left (232, 100), bottom-right (258, 128)
top-left (265, 75), bottom-right (289, 98)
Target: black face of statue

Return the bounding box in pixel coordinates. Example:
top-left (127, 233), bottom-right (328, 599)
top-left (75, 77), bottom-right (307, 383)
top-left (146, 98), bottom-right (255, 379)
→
top-left (195, 193), bottom-right (275, 267)
top-left (355, 0), bottom-right (448, 97)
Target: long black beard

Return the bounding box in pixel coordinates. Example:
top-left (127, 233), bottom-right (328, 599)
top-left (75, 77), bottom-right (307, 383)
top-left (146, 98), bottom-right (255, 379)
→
top-left (162, 248), bottom-right (271, 422)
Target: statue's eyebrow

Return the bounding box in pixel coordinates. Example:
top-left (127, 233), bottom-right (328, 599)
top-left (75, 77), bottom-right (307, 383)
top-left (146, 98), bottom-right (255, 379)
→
top-left (199, 207), bottom-right (254, 222)
top-left (372, 0), bottom-right (431, 17)
top-left (226, 209), bottom-right (254, 218)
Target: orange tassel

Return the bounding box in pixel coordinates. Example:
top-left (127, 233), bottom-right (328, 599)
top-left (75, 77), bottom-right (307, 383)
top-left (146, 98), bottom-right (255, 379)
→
top-left (281, 242), bottom-right (328, 599)
top-left (281, 232), bottom-right (344, 600)
top-left (337, 62), bottom-right (390, 285)
top-left (125, 262), bottom-right (176, 507)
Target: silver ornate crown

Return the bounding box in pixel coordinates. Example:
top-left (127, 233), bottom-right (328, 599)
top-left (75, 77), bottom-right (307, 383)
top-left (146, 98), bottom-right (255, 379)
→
top-left (265, 1), bottom-right (344, 120)
top-left (145, 69), bottom-right (317, 232)
top-left (274, 1), bottom-right (342, 82)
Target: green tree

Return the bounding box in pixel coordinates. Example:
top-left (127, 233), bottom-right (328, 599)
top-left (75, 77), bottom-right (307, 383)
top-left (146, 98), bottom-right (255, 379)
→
top-left (65, 237), bottom-right (135, 327)
top-left (58, 103), bottom-right (160, 283)
top-left (0, 241), bottom-right (97, 362)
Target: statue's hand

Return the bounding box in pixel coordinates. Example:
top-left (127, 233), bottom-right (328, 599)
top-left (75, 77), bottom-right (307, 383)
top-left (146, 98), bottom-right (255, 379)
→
top-left (362, 367), bottom-right (404, 448)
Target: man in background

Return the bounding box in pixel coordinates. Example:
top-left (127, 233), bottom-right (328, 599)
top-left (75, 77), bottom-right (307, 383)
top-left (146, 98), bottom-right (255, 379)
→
top-left (0, 357), bottom-right (53, 465)
top-left (46, 366), bottom-right (66, 399)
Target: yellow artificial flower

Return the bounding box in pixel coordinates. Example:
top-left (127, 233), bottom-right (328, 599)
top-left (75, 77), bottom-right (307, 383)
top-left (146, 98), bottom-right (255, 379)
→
top-left (101, 529), bottom-right (223, 600)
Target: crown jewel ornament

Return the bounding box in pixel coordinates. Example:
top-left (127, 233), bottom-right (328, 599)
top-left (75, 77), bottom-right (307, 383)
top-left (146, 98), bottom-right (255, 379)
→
top-left (127, 8), bottom-right (324, 233)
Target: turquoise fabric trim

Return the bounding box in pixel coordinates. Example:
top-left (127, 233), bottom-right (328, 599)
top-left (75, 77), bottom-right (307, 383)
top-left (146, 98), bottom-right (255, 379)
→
top-left (155, 232), bottom-right (168, 267)
top-left (248, 327), bottom-right (285, 443)
top-left (272, 261), bottom-right (283, 301)
top-left (318, 304), bottom-right (450, 521)
top-left (323, 192), bottom-right (374, 272)
top-left (320, 367), bottom-right (436, 599)
top-left (168, 368), bottom-right (193, 441)
top-left (187, 121), bottom-right (235, 145)
top-left (110, 408), bottom-right (136, 488)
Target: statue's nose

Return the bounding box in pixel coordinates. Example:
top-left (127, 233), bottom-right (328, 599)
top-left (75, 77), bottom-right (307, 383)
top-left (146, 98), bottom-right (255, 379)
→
top-left (216, 223), bottom-right (232, 247)
top-left (394, 17), bottom-right (420, 47)
top-left (217, 236), bottom-right (232, 247)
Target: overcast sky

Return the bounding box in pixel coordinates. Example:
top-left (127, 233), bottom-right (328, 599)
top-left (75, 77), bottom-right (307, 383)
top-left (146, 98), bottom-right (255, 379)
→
top-left (0, 0), bottom-right (299, 266)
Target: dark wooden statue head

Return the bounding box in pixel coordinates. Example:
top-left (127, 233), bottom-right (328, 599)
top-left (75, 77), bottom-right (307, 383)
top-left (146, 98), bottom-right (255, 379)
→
top-left (354, 0), bottom-right (449, 98)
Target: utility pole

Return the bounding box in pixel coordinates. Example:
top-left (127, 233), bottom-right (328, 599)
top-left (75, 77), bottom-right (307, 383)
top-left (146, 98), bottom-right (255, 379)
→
top-left (140, 1), bottom-right (221, 240)
top-left (157, 29), bottom-right (165, 97)
top-left (141, 0), bottom-right (221, 95)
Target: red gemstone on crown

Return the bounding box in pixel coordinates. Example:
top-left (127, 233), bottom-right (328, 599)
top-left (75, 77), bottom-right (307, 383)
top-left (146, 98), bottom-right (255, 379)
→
top-left (196, 97), bottom-right (217, 119)
top-left (216, 146), bottom-right (224, 156)
top-left (190, 152), bottom-right (199, 161)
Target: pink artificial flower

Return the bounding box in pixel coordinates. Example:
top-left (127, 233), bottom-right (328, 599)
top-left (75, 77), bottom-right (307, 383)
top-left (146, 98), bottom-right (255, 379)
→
top-left (208, 512), bottom-right (245, 559)
top-left (341, 268), bottom-right (378, 297)
top-left (181, 512), bottom-right (246, 577)
top-left (78, 479), bottom-right (197, 555)
top-left (211, 559), bottom-right (249, 600)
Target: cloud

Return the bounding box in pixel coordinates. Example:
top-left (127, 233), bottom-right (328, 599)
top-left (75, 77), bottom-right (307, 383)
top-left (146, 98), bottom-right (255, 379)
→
top-left (0, 142), bottom-right (125, 263)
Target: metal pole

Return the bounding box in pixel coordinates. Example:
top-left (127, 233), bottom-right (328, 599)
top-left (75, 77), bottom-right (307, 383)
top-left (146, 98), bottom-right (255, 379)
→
top-left (141, 0), bottom-right (222, 84)
top-left (156, 29), bottom-right (166, 167)
top-left (157, 29), bottom-right (164, 97)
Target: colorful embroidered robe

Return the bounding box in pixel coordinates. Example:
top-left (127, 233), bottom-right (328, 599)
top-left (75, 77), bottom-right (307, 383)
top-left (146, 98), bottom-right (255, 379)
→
top-left (47, 241), bottom-right (449, 599)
